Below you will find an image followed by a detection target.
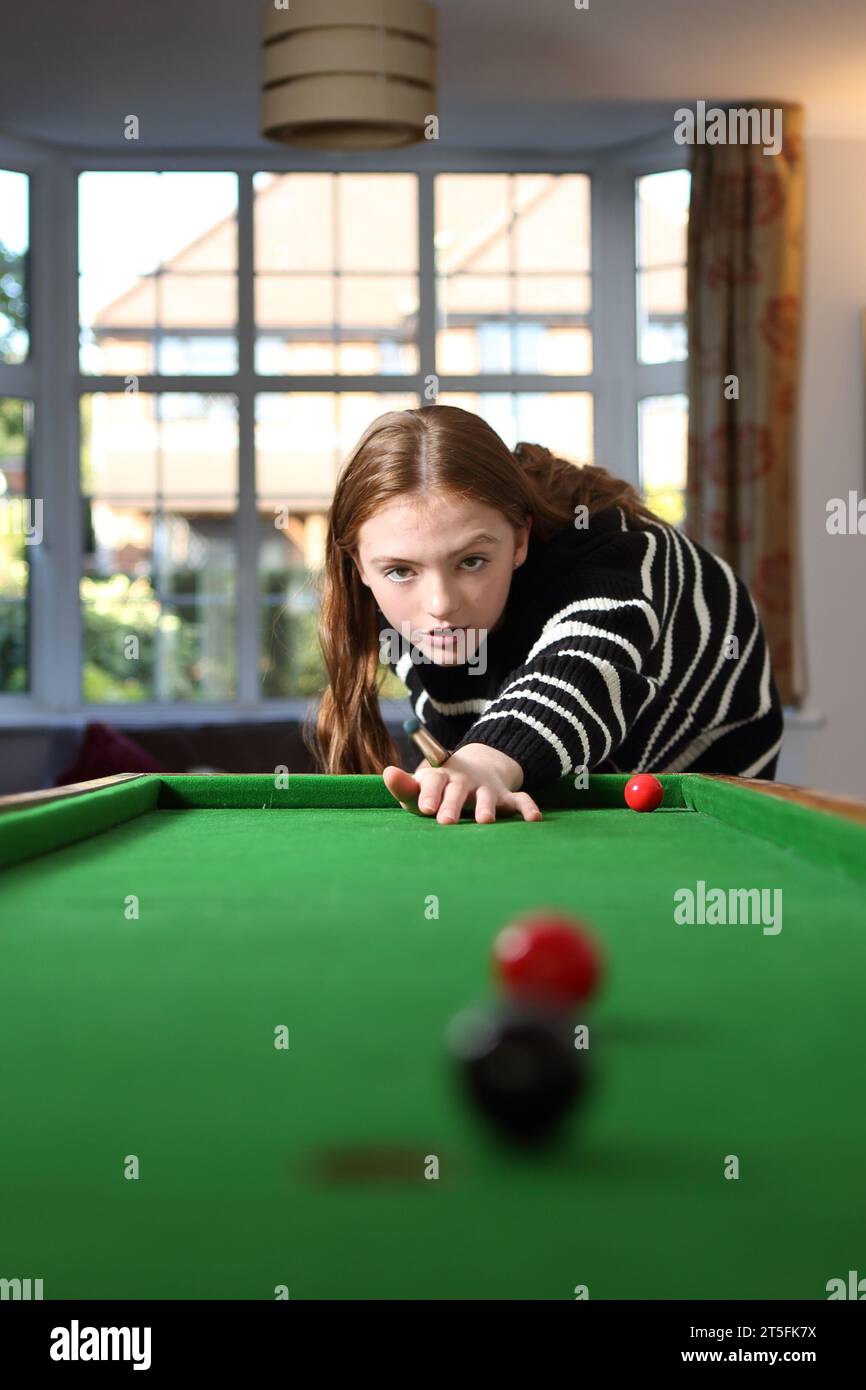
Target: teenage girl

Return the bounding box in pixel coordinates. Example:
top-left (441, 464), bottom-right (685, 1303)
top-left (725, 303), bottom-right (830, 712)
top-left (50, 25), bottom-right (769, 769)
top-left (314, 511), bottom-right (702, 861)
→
top-left (308, 404), bottom-right (783, 826)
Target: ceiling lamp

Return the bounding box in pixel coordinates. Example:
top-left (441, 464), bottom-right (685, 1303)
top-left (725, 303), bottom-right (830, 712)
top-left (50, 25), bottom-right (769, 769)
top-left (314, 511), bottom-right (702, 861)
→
top-left (261, 0), bottom-right (438, 151)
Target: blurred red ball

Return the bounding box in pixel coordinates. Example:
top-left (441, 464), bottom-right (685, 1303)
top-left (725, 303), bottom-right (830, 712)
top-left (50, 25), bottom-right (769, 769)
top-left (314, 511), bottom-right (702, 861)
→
top-left (493, 914), bottom-right (602, 1008)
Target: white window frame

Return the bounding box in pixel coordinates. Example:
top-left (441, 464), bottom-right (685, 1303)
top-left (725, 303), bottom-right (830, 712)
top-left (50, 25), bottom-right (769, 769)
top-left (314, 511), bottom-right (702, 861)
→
top-left (0, 131), bottom-right (688, 729)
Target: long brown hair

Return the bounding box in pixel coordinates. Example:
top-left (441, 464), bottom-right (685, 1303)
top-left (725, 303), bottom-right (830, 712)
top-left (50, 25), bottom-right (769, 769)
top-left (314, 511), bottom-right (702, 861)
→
top-left (305, 404), bottom-right (659, 775)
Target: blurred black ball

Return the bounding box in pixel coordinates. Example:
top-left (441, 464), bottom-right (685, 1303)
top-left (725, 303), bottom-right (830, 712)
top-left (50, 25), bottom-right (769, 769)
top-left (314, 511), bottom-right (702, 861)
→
top-left (446, 1001), bottom-right (588, 1147)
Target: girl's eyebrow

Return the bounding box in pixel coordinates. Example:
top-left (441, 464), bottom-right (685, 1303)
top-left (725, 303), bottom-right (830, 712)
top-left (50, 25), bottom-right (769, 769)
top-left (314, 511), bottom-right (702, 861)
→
top-left (371, 532), bottom-right (499, 565)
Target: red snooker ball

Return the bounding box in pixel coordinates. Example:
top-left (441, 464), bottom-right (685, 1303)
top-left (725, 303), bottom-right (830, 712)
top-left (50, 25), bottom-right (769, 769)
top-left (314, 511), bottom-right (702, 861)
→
top-left (624, 773), bottom-right (663, 813)
top-left (493, 914), bottom-right (602, 1008)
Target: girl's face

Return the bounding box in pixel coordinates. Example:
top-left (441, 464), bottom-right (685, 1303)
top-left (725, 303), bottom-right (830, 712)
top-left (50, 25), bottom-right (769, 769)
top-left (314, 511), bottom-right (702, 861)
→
top-left (354, 492), bottom-right (531, 666)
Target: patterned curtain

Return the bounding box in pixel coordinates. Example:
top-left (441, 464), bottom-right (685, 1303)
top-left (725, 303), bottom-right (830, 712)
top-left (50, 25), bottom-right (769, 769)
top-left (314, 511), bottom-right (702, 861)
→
top-left (685, 102), bottom-right (805, 706)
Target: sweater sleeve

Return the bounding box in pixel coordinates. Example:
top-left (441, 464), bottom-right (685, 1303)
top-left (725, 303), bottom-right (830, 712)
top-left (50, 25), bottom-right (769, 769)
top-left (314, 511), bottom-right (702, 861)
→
top-left (450, 549), bottom-right (664, 796)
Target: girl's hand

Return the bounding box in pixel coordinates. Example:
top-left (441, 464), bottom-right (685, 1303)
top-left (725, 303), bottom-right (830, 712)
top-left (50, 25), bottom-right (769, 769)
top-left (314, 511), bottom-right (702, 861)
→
top-left (383, 743), bottom-right (543, 825)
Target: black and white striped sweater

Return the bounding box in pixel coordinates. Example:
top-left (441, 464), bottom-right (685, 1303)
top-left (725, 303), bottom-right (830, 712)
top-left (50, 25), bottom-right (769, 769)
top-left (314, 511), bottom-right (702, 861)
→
top-left (384, 507), bottom-right (784, 797)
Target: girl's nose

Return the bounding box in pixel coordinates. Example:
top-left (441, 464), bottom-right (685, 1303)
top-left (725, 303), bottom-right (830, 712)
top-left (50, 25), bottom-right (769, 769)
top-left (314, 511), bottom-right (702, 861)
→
top-left (422, 581), bottom-right (459, 622)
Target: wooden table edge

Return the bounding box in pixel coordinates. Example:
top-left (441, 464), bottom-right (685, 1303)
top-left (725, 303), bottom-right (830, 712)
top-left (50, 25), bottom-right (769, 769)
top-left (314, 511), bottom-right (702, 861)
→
top-left (695, 774), bottom-right (866, 827)
top-left (0, 772), bottom-right (147, 814)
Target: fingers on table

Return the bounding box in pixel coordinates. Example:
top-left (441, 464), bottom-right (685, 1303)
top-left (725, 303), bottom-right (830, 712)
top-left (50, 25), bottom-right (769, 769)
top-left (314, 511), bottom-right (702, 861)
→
top-left (417, 769), bottom-right (449, 815)
top-left (406, 770), bottom-right (543, 825)
top-left (436, 778), bottom-right (471, 825)
top-left (474, 786), bottom-right (498, 824)
top-left (510, 791), bottom-right (543, 822)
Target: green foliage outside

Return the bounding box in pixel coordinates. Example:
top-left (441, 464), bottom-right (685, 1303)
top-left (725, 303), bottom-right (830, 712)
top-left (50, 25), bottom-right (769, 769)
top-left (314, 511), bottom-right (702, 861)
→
top-left (644, 484), bottom-right (686, 528)
top-left (0, 237), bottom-right (28, 358)
top-left (260, 569), bottom-right (408, 701)
top-left (0, 393), bottom-right (28, 692)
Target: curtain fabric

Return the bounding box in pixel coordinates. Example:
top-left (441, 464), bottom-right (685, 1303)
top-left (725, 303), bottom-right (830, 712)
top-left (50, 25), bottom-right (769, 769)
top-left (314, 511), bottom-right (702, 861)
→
top-left (685, 102), bottom-right (805, 707)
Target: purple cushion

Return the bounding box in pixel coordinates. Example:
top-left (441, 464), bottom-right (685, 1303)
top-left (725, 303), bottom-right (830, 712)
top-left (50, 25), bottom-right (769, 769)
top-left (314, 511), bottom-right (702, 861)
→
top-left (55, 722), bottom-right (166, 786)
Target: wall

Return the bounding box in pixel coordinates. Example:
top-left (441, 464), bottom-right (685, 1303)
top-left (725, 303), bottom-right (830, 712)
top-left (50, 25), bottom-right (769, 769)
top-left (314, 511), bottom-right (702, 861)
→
top-left (776, 135), bottom-right (866, 793)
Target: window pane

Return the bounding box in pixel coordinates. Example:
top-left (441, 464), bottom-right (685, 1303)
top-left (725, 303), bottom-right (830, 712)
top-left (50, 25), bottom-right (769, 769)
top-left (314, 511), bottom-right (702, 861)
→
top-left (0, 170), bottom-right (30, 364)
top-left (512, 174), bottom-right (591, 272)
top-left (254, 172), bottom-right (334, 272)
top-left (157, 336), bottom-right (238, 375)
top-left (438, 392), bottom-right (594, 466)
top-left (260, 601), bottom-right (412, 700)
top-left (82, 600), bottom-right (239, 703)
top-left (81, 588), bottom-right (157, 703)
top-left (82, 394), bottom-right (157, 496)
top-left (256, 274), bottom-right (334, 331)
top-left (436, 174), bottom-right (591, 376)
top-left (81, 392), bottom-right (238, 703)
top-left (635, 170), bottom-right (690, 364)
top-left (639, 394), bottom-right (688, 526)
top-left (256, 392), bottom-right (417, 697)
top-left (159, 601), bottom-right (235, 701)
top-left (637, 267), bottom-right (687, 364)
top-left (83, 504), bottom-right (154, 581)
top-left (0, 398), bottom-right (33, 693)
top-left (79, 172), bottom-right (238, 375)
top-left (0, 597), bottom-right (27, 692)
top-left (158, 511), bottom-right (236, 598)
top-left (436, 175), bottom-right (510, 272)
top-left (636, 170), bottom-right (689, 268)
top-left (254, 173), bottom-right (418, 375)
top-left (160, 275), bottom-right (235, 326)
top-left (81, 591), bottom-right (236, 702)
top-left (160, 395), bottom-right (238, 500)
top-left (337, 175), bottom-right (417, 273)
top-left (261, 512), bottom-right (327, 594)
top-left (260, 602), bottom-right (323, 698)
top-left (514, 275), bottom-right (591, 316)
top-left (438, 280), bottom-right (507, 374)
top-left (255, 391), bottom-right (417, 503)
top-left (338, 275), bottom-right (418, 371)
top-left (82, 393), bottom-right (238, 500)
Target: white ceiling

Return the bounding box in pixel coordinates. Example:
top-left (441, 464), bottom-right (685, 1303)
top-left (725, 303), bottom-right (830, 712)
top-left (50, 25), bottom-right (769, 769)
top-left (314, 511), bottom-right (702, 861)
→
top-left (1, 0), bottom-right (864, 152)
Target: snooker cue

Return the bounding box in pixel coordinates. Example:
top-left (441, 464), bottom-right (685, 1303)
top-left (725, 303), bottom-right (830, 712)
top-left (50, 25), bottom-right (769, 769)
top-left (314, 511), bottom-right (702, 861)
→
top-left (403, 716), bottom-right (451, 769)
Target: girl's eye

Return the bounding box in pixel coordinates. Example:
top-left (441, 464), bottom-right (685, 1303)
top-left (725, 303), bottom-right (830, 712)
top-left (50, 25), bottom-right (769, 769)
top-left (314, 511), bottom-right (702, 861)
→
top-left (384, 556), bottom-right (488, 583)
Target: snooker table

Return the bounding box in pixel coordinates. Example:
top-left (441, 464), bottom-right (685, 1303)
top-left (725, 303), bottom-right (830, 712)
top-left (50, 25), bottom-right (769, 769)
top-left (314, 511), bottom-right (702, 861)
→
top-left (1, 770), bottom-right (865, 1302)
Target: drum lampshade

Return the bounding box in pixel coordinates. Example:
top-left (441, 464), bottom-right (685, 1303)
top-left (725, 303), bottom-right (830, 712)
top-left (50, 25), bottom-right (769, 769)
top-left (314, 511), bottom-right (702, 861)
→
top-left (261, 0), bottom-right (438, 151)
